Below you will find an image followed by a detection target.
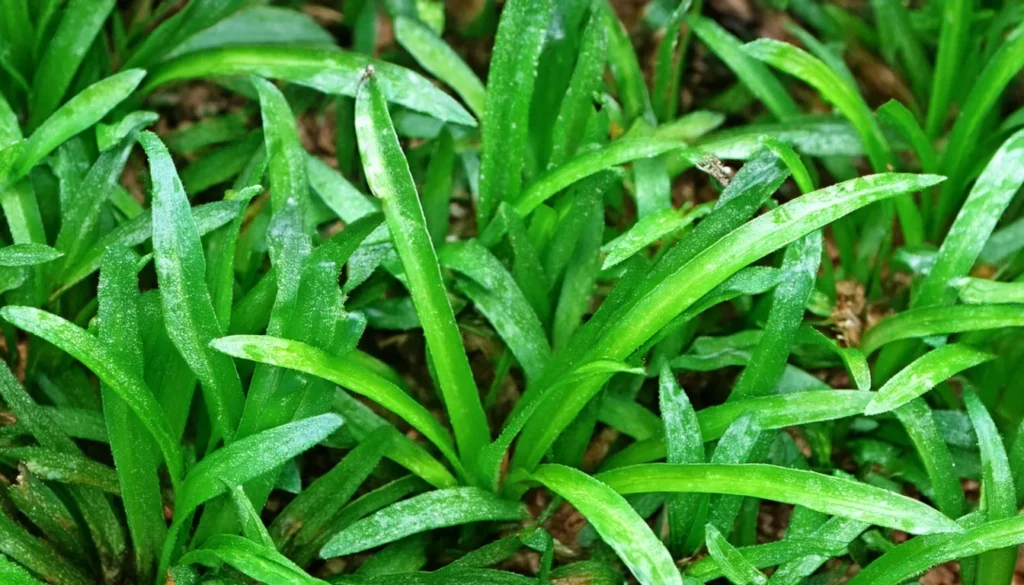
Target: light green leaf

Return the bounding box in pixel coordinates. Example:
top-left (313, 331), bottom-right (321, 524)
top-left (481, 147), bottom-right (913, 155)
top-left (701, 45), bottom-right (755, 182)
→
top-left (597, 464), bottom-right (960, 535)
top-left (321, 488), bottom-right (525, 557)
top-left (531, 464), bottom-right (681, 585)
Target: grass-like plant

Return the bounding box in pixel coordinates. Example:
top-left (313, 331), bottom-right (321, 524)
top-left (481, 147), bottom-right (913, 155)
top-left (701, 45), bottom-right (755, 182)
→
top-left (1, 1), bottom-right (1023, 584)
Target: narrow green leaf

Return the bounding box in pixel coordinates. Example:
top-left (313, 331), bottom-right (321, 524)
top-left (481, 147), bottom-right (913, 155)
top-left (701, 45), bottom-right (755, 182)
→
top-left (598, 1), bottom-right (652, 123)
top-left (925, 0), bottom-right (971, 136)
top-left (476, 0), bottom-right (552, 225)
top-left (143, 46), bottom-right (476, 126)
top-left (531, 464), bottom-right (681, 585)
top-left (686, 537), bottom-right (843, 583)
top-left (166, 6), bottom-right (334, 58)
top-left (963, 388), bottom-right (1018, 585)
top-left (321, 488), bottom-right (525, 557)
top-left (860, 305), bottom-right (1024, 356)
top-left (28, 0), bottom-right (116, 128)
top-left (598, 464), bottom-right (960, 535)
top-left (937, 24), bottom-right (1024, 229)
top-left (211, 335), bottom-right (461, 471)
top-left (253, 76), bottom-right (312, 231)
top-left (440, 240), bottom-right (551, 382)
top-left (140, 131), bottom-right (245, 444)
top-left (271, 426), bottom-right (393, 551)
top-left (845, 515), bottom-right (1024, 585)
top-left (917, 128), bottom-right (1024, 308)
top-left (705, 524), bottom-right (766, 585)
top-left (356, 69), bottom-right (488, 468)
top-left (394, 17), bottom-right (485, 119)
top-left (54, 200), bottom-right (241, 297)
top-left (689, 16), bottom-right (798, 121)
top-left (865, 344), bottom-right (994, 415)
top-left (1, 447), bottom-right (118, 494)
top-left (659, 366), bottom-right (704, 555)
top-left (548, 10), bottom-right (607, 168)
top-left (422, 129), bottom-right (455, 245)
top-left (877, 100), bottom-right (936, 173)
top-left (601, 204), bottom-right (710, 270)
top-left (731, 231), bottom-right (821, 400)
top-left (956, 278), bottom-right (1024, 305)
top-left (515, 139), bottom-right (698, 216)
top-left (98, 246), bottom-right (166, 583)
top-left (0, 306), bottom-right (184, 485)
top-left (224, 482), bottom-right (275, 548)
top-left (182, 534), bottom-right (327, 585)
top-left (11, 70), bottom-right (146, 181)
top-left (0, 244), bottom-right (60, 267)
top-left (0, 510), bottom-right (91, 585)
top-left (892, 399), bottom-right (965, 519)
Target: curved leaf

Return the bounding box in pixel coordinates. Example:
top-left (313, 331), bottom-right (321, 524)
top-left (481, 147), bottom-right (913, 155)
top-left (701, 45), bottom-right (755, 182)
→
top-left (394, 17), bottom-right (485, 119)
top-left (140, 131), bottom-right (245, 444)
top-left (865, 344), bottom-right (994, 415)
top-left (597, 464), bottom-right (960, 535)
top-left (0, 306), bottom-right (184, 486)
top-left (320, 488), bottom-right (525, 557)
top-left (860, 304), bottom-right (1024, 355)
top-left (211, 335), bottom-right (461, 470)
top-left (142, 46), bottom-right (475, 126)
top-left (356, 69), bottom-right (488, 467)
top-left (531, 465), bottom-right (681, 585)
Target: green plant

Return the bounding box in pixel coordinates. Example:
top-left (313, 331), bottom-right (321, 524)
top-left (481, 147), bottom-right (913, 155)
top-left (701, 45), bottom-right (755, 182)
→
top-left (1, 1), bottom-right (1023, 584)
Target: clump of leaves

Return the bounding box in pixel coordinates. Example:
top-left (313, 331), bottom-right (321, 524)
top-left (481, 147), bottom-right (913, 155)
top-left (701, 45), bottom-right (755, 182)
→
top-left (1, 1), bottom-right (1023, 585)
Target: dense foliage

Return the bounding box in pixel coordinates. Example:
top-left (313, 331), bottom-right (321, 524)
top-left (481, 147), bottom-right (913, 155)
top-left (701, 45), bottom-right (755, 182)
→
top-left (1, 0), bottom-right (1023, 584)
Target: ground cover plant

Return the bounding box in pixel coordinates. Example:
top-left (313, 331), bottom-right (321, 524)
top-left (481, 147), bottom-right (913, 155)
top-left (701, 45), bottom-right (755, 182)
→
top-left (1, 0), bottom-right (1023, 583)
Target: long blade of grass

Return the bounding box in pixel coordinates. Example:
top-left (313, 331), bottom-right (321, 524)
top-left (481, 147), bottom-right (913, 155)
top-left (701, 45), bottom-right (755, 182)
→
top-left (0, 306), bottom-right (184, 485)
top-left (963, 388), bottom-right (1018, 585)
top-left (864, 344), bottom-right (994, 415)
top-left (55, 199), bottom-right (243, 297)
top-left (181, 534), bottom-right (327, 585)
top-left (0, 244), bottom-right (60, 267)
top-left (98, 247), bottom-right (166, 583)
top-left (916, 128), bottom-right (1024, 308)
top-left (355, 69), bottom-right (488, 469)
top-left (211, 335), bottom-right (461, 470)
top-left (688, 16), bottom-right (798, 121)
top-left (936, 24), bottom-right (1024, 231)
top-left (27, 0), bottom-right (116, 128)
top-left (705, 524), bottom-right (767, 585)
top-left (320, 488), bottom-right (526, 557)
top-left (845, 515), bottom-right (1024, 585)
top-left (476, 0), bottom-right (552, 226)
top-left (253, 76), bottom-right (312, 230)
top-left (0, 554), bottom-right (45, 585)
top-left (731, 230), bottom-right (821, 400)
top-left (548, 9), bottom-right (607, 168)
top-left (10, 70), bottom-right (146, 182)
top-left (860, 304), bottom-right (1024, 356)
top-left (394, 17), bottom-right (485, 119)
top-left (515, 139), bottom-right (699, 216)
top-left (142, 46), bottom-right (476, 126)
top-left (892, 399), bottom-right (965, 519)
top-left (597, 464), bottom-right (960, 535)
top-left (140, 131), bottom-right (245, 444)
top-left (659, 366), bottom-right (704, 555)
top-left (271, 427), bottom-right (393, 550)
top-left (440, 240), bottom-right (551, 382)
top-left (925, 0), bottom-right (971, 137)
top-left (530, 464), bottom-right (681, 585)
